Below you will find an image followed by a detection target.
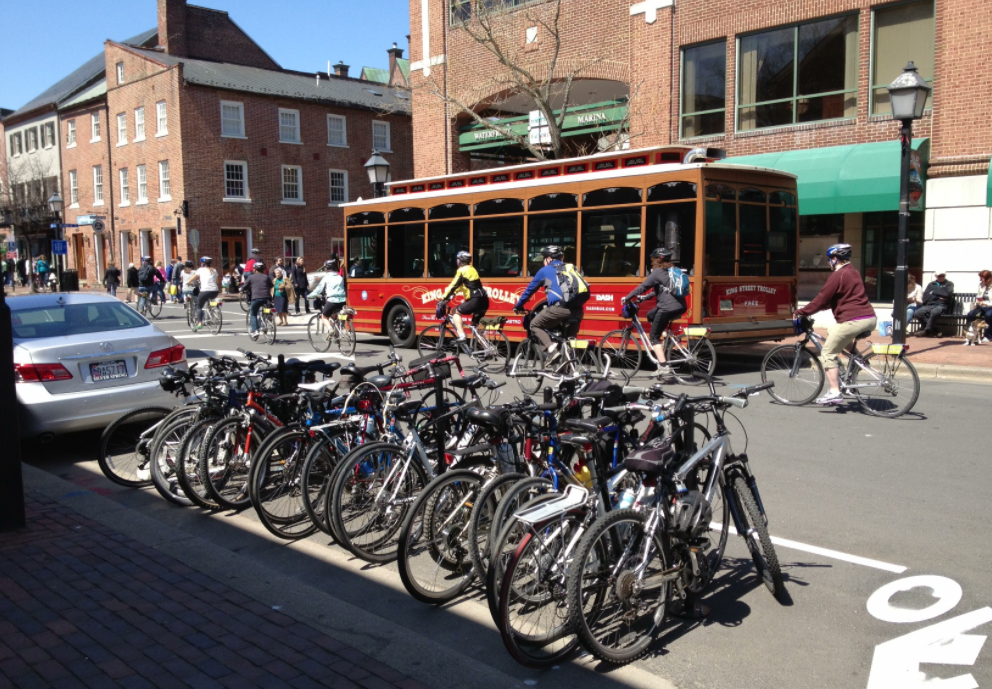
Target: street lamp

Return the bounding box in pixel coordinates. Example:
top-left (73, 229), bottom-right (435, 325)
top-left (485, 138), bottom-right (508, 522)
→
top-left (47, 192), bottom-right (64, 292)
top-left (364, 151), bottom-right (391, 199)
top-left (886, 62), bottom-right (931, 345)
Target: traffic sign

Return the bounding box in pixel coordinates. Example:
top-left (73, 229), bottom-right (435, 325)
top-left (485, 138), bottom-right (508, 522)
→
top-left (92, 220), bottom-right (105, 232)
top-left (6, 242), bottom-right (15, 252)
top-left (49, 223), bottom-right (79, 229)
top-left (51, 240), bottom-right (68, 256)
top-left (189, 228), bottom-right (200, 250)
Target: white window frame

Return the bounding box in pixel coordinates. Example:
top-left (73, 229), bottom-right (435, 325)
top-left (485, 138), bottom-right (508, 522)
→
top-left (67, 120), bottom-right (76, 148)
top-left (117, 113), bottom-right (127, 146)
top-left (281, 165), bottom-right (304, 204)
top-left (119, 168), bottom-right (130, 206)
top-left (221, 101), bottom-right (246, 138)
top-left (10, 133), bottom-right (21, 157)
top-left (26, 128), bottom-right (38, 153)
top-left (42, 123), bottom-right (55, 149)
top-left (155, 101), bottom-right (168, 137)
top-left (327, 114), bottom-right (348, 147)
top-left (328, 169), bottom-right (349, 206)
top-left (116, 62), bottom-right (124, 84)
top-left (93, 165), bottom-right (104, 205)
top-left (158, 161), bottom-right (171, 201)
top-left (330, 237), bottom-right (344, 259)
top-left (283, 237), bottom-right (304, 265)
top-left (91, 112), bottom-right (101, 142)
top-left (278, 108), bottom-right (301, 144)
top-left (69, 170), bottom-right (78, 207)
top-left (134, 107), bottom-right (145, 141)
top-left (223, 160), bottom-right (250, 202)
top-left (136, 165), bottom-right (148, 204)
top-left (372, 120), bottom-right (391, 152)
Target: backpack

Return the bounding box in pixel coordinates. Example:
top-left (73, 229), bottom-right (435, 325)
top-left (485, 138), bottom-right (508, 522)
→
top-left (138, 264), bottom-right (155, 285)
top-left (554, 262), bottom-right (591, 306)
top-left (667, 267), bottom-right (691, 298)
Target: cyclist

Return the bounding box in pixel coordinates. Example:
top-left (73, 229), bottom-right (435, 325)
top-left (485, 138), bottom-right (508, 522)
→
top-left (620, 247), bottom-right (686, 380)
top-left (513, 245), bottom-right (589, 358)
top-left (244, 247), bottom-right (262, 274)
top-left (242, 261), bottom-right (273, 338)
top-left (136, 256), bottom-right (157, 312)
top-left (795, 243), bottom-right (877, 405)
top-left (192, 256), bottom-right (220, 329)
top-left (308, 258), bottom-right (347, 327)
top-left (179, 260), bottom-right (197, 304)
top-left (439, 250), bottom-right (488, 353)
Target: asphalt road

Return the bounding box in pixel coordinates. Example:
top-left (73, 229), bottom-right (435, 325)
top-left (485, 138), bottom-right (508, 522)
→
top-left (24, 301), bottom-right (992, 689)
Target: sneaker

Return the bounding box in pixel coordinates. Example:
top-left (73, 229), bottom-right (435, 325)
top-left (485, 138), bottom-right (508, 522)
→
top-left (455, 337), bottom-right (472, 355)
top-left (655, 366), bottom-right (675, 381)
top-left (963, 340), bottom-right (972, 346)
top-left (814, 391), bottom-right (843, 405)
top-left (982, 338), bottom-right (990, 345)
top-left (136, 465), bottom-right (151, 482)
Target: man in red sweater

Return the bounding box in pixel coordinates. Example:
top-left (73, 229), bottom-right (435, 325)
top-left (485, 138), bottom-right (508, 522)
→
top-left (795, 243), bottom-right (877, 405)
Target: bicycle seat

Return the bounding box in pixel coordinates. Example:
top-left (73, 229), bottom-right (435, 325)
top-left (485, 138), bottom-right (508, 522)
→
top-left (366, 374), bottom-right (392, 389)
top-left (623, 443), bottom-right (675, 476)
top-left (466, 406), bottom-right (508, 430)
top-left (449, 374), bottom-right (484, 389)
top-left (340, 362), bottom-right (388, 377)
top-left (855, 330), bottom-right (872, 341)
top-left (563, 416), bottom-right (613, 434)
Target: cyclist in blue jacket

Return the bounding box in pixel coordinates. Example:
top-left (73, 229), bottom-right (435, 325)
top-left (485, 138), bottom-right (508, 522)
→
top-left (513, 245), bottom-right (586, 357)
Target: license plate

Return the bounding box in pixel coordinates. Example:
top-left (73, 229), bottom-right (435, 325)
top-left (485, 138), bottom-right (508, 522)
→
top-left (90, 360), bottom-right (128, 381)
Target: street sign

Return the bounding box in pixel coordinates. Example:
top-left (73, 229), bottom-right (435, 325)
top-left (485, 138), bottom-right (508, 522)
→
top-left (188, 229), bottom-right (200, 250)
top-left (6, 242), bottom-right (15, 253)
top-left (77, 215), bottom-right (94, 226)
top-left (92, 220), bottom-right (105, 232)
top-left (51, 240), bottom-right (68, 256)
top-left (50, 223), bottom-right (79, 229)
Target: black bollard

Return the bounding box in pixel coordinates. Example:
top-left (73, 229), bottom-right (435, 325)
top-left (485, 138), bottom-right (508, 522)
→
top-left (0, 284), bottom-right (25, 529)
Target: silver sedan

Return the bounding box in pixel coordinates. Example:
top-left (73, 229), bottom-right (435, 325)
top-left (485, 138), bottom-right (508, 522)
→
top-left (11, 292), bottom-right (187, 439)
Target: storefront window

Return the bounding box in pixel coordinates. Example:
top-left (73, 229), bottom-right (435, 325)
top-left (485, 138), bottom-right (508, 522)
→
top-left (581, 209), bottom-right (642, 277)
top-left (863, 211), bottom-right (923, 302)
top-left (427, 221), bottom-right (469, 278)
top-left (474, 217), bottom-right (523, 277)
top-left (798, 214), bottom-right (843, 300)
top-left (682, 42), bottom-right (726, 138)
top-left (348, 227), bottom-right (384, 278)
top-left (388, 225), bottom-right (425, 278)
top-left (527, 213), bottom-right (577, 276)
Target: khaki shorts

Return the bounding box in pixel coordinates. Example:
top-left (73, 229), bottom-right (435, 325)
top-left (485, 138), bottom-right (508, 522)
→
top-left (820, 318), bottom-right (877, 369)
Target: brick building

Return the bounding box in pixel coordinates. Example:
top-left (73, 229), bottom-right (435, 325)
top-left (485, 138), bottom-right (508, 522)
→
top-left (408, 0), bottom-right (992, 310)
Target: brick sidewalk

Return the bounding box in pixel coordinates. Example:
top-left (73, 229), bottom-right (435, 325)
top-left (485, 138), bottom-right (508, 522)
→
top-left (0, 494), bottom-right (429, 689)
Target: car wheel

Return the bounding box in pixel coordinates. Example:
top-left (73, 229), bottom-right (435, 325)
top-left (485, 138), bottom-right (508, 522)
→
top-left (386, 303), bottom-right (416, 349)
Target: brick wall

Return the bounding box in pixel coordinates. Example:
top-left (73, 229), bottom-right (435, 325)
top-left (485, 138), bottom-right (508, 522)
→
top-left (410, 0), bottom-right (991, 178)
top-left (157, 0), bottom-right (279, 70)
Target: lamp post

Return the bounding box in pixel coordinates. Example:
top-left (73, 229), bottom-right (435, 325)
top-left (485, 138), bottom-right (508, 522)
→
top-left (364, 151), bottom-right (391, 199)
top-left (886, 62), bottom-right (931, 345)
top-left (47, 192), bottom-right (63, 291)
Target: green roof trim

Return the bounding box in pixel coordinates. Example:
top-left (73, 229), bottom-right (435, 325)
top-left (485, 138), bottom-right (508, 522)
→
top-left (727, 139), bottom-right (930, 216)
top-left (987, 155), bottom-right (992, 207)
top-left (362, 67), bottom-right (389, 84)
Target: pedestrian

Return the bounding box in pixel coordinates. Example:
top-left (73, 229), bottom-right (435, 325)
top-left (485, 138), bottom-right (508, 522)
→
top-left (910, 270), bottom-right (955, 337)
top-left (964, 270), bottom-right (992, 345)
top-left (165, 258), bottom-right (178, 302)
top-left (35, 256), bottom-right (49, 290)
top-left (4, 257), bottom-right (15, 292)
top-left (153, 261), bottom-right (168, 304)
top-left (125, 262), bottom-right (139, 302)
top-left (272, 268), bottom-right (290, 326)
top-left (17, 257), bottom-right (28, 287)
top-left (905, 273), bottom-right (923, 325)
top-left (171, 256), bottom-right (184, 301)
top-left (269, 257), bottom-right (285, 276)
top-left (104, 262), bottom-right (121, 298)
top-left (291, 257), bottom-right (310, 314)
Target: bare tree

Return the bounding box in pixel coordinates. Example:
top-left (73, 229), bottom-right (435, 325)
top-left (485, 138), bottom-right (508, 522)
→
top-left (417, 0), bottom-right (632, 162)
top-left (0, 155), bottom-right (59, 286)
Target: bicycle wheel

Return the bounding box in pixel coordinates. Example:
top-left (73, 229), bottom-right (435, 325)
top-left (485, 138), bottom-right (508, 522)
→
top-left (472, 328), bottom-right (510, 374)
top-left (598, 329), bottom-right (642, 378)
top-left (326, 441), bottom-right (397, 545)
top-left (729, 475), bottom-right (784, 597)
top-left (850, 352), bottom-right (920, 418)
top-left (149, 294), bottom-right (163, 319)
top-left (199, 416), bottom-right (263, 510)
top-left (259, 312), bottom-right (276, 345)
top-left (467, 472), bottom-right (526, 581)
top-left (330, 442), bottom-right (430, 563)
top-left (500, 515), bottom-right (585, 667)
top-left (97, 407), bottom-right (172, 487)
top-left (186, 302), bottom-right (197, 332)
top-left (417, 324), bottom-right (458, 357)
top-left (300, 432), bottom-right (351, 536)
top-left (397, 469), bottom-right (486, 604)
top-left (249, 427), bottom-right (318, 540)
top-left (665, 333), bottom-right (716, 385)
top-left (567, 508), bottom-right (671, 665)
top-left (512, 339), bottom-right (544, 396)
top-left (760, 344), bottom-right (824, 406)
top-left (149, 414), bottom-right (204, 507)
top-left (207, 305), bottom-right (223, 335)
top-left (306, 314), bottom-right (332, 352)
top-left (240, 290), bottom-right (250, 312)
top-left (174, 420), bottom-right (220, 509)
top-left (338, 318), bottom-right (357, 357)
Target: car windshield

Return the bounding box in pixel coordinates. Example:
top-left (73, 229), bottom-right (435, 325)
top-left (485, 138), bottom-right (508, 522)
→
top-left (11, 302), bottom-right (148, 339)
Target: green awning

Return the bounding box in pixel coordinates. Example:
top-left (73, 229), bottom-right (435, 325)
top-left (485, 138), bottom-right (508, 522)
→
top-left (986, 155), bottom-right (992, 207)
top-left (728, 139), bottom-right (930, 216)
top-left (458, 100), bottom-right (627, 152)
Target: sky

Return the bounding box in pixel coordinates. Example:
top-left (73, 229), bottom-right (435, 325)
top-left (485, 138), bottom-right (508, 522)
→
top-left (0, 0), bottom-right (412, 111)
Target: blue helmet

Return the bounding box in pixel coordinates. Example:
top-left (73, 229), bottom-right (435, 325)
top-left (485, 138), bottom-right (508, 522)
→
top-left (826, 243), bottom-right (852, 261)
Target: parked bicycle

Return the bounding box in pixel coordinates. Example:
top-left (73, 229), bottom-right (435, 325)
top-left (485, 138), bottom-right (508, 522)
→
top-left (417, 301), bottom-right (510, 373)
top-left (760, 316), bottom-right (920, 417)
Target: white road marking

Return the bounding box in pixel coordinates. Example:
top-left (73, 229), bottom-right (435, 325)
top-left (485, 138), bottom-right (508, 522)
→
top-left (713, 524), bottom-right (907, 573)
top-left (867, 575), bottom-right (962, 623)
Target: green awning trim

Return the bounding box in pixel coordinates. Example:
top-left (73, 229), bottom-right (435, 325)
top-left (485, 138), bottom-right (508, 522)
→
top-left (986, 155), bottom-right (992, 207)
top-left (458, 99), bottom-right (627, 151)
top-left (728, 139), bottom-right (930, 216)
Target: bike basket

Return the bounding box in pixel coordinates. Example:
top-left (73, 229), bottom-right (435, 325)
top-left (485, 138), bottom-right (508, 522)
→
top-left (409, 354), bottom-right (452, 382)
top-left (872, 343), bottom-right (905, 356)
top-left (684, 327), bottom-right (709, 337)
top-left (568, 339), bottom-right (590, 349)
top-left (479, 315), bottom-right (506, 331)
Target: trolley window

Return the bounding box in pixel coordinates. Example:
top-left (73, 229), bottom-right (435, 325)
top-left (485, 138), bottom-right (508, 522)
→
top-left (427, 221), bottom-right (470, 278)
top-left (428, 203), bottom-right (470, 220)
top-left (581, 208), bottom-right (642, 277)
top-left (388, 224), bottom-right (425, 278)
top-left (474, 217), bottom-right (523, 277)
top-left (527, 213), bottom-right (577, 276)
top-left (348, 227), bottom-right (384, 278)
top-left (582, 187), bottom-right (642, 207)
top-left (646, 202), bottom-right (697, 275)
top-left (474, 198), bottom-right (524, 216)
top-left (347, 211), bottom-right (385, 226)
top-left (389, 207), bottom-right (425, 223)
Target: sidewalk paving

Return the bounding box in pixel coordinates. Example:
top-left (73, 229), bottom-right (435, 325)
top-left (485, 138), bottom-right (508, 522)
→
top-left (0, 490), bottom-right (430, 689)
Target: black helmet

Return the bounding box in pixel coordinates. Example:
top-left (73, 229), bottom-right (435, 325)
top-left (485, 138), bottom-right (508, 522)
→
top-left (184, 260), bottom-right (194, 269)
top-left (671, 490), bottom-right (713, 540)
top-left (650, 247), bottom-right (674, 261)
top-left (826, 243), bottom-right (852, 261)
top-left (541, 245), bottom-right (563, 259)
top-left (456, 251), bottom-right (471, 265)
top-left (158, 367), bottom-right (185, 393)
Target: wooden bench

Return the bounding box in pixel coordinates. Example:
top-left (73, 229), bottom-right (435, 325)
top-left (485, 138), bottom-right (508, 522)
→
top-left (906, 292), bottom-right (976, 337)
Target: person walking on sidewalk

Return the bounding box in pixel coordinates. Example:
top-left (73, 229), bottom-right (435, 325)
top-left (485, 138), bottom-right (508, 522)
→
top-left (291, 257), bottom-right (310, 314)
top-left (911, 271), bottom-right (955, 337)
top-left (125, 262), bottom-right (139, 302)
top-left (272, 267), bottom-right (291, 327)
top-left (171, 256), bottom-right (184, 302)
top-left (104, 262), bottom-right (121, 298)
top-left (795, 243), bottom-right (877, 405)
top-left (964, 269), bottom-right (992, 345)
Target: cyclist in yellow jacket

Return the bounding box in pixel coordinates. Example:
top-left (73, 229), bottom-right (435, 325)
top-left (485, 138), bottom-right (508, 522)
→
top-left (441, 251), bottom-right (489, 352)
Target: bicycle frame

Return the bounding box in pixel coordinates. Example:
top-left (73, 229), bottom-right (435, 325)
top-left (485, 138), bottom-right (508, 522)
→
top-left (796, 329), bottom-right (904, 392)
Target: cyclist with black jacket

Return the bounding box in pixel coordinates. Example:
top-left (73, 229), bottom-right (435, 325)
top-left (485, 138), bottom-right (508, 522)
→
top-left (621, 247), bottom-right (686, 378)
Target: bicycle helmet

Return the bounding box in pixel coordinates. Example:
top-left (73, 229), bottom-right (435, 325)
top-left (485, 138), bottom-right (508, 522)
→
top-left (200, 256), bottom-right (213, 266)
top-left (184, 260), bottom-right (194, 269)
top-left (540, 245), bottom-right (564, 259)
top-left (253, 261), bottom-right (266, 272)
top-left (157, 367), bottom-right (185, 393)
top-left (826, 243), bottom-right (852, 261)
top-left (671, 490), bottom-right (713, 540)
top-left (141, 255), bottom-right (151, 263)
top-left (456, 251), bottom-right (471, 266)
top-left (323, 259), bottom-right (338, 271)
top-left (650, 247), bottom-right (674, 261)
top-left (251, 248), bottom-right (261, 255)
